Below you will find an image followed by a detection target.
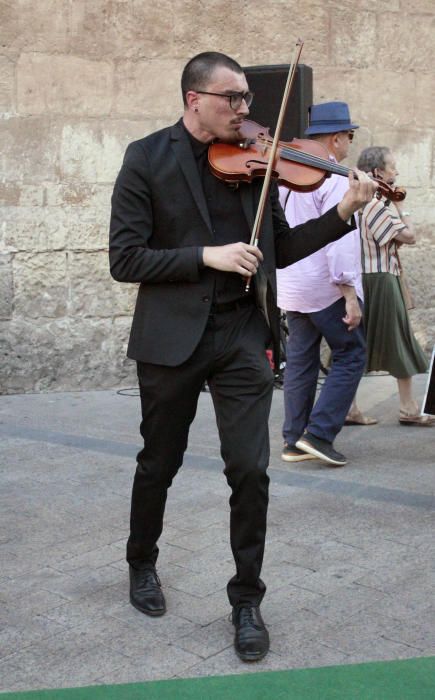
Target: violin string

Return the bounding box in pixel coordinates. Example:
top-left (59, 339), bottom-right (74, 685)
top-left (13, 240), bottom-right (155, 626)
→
top-left (254, 137), bottom-right (350, 175)
top-left (281, 149), bottom-right (350, 175)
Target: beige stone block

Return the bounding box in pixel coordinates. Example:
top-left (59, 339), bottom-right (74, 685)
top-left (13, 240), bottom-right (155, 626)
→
top-left (113, 59), bottom-right (184, 118)
top-left (58, 119), bottom-right (158, 183)
top-left (59, 122), bottom-right (126, 183)
top-left (239, 0), bottom-right (330, 67)
top-left (13, 251), bottom-right (68, 318)
top-left (2, 203), bottom-right (109, 254)
top-left (111, 317), bottom-right (137, 385)
top-left (409, 308), bottom-right (435, 356)
top-left (402, 188), bottom-right (435, 228)
top-left (0, 55), bottom-right (14, 112)
top-left (45, 183), bottom-right (112, 209)
top-left (399, 242), bottom-right (435, 309)
top-left (168, 0), bottom-right (254, 60)
top-left (376, 13), bottom-right (435, 72)
top-left (2, 203), bottom-right (107, 254)
top-left (70, 0), bottom-right (174, 59)
top-left (19, 186), bottom-right (45, 207)
top-left (2, 207), bottom-right (68, 252)
top-left (414, 74), bottom-right (435, 128)
top-left (327, 0), bottom-right (399, 7)
top-left (112, 315), bottom-right (134, 359)
top-left (0, 184), bottom-right (20, 206)
top-left (0, 185), bottom-right (46, 207)
top-left (17, 53), bottom-right (113, 116)
top-left (69, 251), bottom-right (137, 317)
top-left (406, 0), bottom-right (435, 9)
top-left (65, 207), bottom-right (109, 251)
top-left (330, 9), bottom-right (377, 68)
top-left (0, 316), bottom-right (129, 393)
top-left (0, 117), bottom-right (62, 182)
top-left (0, 254), bottom-right (13, 319)
top-left (0, 0), bottom-right (70, 57)
top-left (315, 69), bottom-right (418, 129)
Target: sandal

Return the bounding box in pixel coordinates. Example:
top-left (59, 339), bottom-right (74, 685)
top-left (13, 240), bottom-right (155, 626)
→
top-left (344, 411), bottom-right (378, 426)
top-left (399, 410), bottom-right (435, 426)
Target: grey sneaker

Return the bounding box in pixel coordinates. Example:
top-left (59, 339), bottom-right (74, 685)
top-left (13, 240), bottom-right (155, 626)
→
top-left (281, 444), bottom-right (317, 462)
top-left (296, 433), bottom-right (347, 467)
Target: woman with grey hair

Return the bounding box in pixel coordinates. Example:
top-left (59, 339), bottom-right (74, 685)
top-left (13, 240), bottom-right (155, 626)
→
top-left (357, 146), bottom-right (433, 425)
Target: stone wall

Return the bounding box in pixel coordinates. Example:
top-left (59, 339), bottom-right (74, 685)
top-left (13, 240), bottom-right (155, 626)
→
top-left (1, 0), bottom-right (434, 393)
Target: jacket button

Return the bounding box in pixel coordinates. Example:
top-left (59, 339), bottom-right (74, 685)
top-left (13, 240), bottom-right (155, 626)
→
top-left (202, 296), bottom-right (210, 302)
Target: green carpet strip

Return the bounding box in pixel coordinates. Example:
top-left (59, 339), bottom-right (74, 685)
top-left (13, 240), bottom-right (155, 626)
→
top-left (1, 656), bottom-right (434, 700)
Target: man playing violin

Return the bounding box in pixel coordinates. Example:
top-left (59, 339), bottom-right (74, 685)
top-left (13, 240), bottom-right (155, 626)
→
top-left (109, 52), bottom-right (377, 662)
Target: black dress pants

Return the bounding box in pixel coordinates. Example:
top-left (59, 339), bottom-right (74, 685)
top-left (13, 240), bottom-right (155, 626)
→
top-left (127, 304), bottom-right (274, 607)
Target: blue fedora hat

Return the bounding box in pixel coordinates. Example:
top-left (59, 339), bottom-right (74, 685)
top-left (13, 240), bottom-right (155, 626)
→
top-left (305, 101), bottom-right (359, 136)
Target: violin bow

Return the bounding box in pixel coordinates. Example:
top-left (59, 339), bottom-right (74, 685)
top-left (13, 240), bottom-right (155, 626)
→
top-left (245, 39), bottom-right (304, 292)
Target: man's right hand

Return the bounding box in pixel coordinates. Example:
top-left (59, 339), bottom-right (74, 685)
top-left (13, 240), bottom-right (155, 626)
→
top-left (202, 242), bottom-right (263, 276)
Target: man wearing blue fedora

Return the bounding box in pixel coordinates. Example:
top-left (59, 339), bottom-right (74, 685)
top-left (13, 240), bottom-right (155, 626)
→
top-left (277, 101), bottom-right (373, 467)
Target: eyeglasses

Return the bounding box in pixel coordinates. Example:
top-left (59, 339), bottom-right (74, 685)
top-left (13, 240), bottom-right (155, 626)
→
top-left (343, 130), bottom-right (355, 142)
top-left (195, 90), bottom-right (254, 110)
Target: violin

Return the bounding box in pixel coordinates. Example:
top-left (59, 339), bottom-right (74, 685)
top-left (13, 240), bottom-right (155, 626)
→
top-left (209, 120), bottom-right (406, 202)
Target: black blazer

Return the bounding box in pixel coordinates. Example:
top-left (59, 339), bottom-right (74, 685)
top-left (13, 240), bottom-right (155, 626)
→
top-left (109, 119), bottom-right (354, 366)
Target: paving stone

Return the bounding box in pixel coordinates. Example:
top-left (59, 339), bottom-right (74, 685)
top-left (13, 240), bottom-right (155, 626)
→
top-left (0, 588), bottom-right (66, 616)
top-left (162, 563), bottom-right (232, 598)
top-left (345, 636), bottom-right (424, 664)
top-left (159, 542), bottom-right (234, 580)
top-left (384, 610), bottom-right (435, 649)
top-left (93, 642), bottom-right (201, 685)
top-left (178, 646), bottom-right (288, 678)
top-left (288, 563), bottom-right (371, 595)
top-left (303, 582), bottom-right (388, 622)
top-left (315, 611), bottom-right (404, 655)
top-left (261, 561), bottom-right (317, 593)
top-left (366, 583), bottom-right (435, 620)
top-left (157, 587), bottom-right (231, 626)
top-left (174, 617), bottom-right (232, 659)
top-left (270, 608), bottom-right (329, 640)
top-left (0, 614), bottom-right (67, 662)
top-left (356, 564), bottom-right (433, 592)
top-left (170, 526), bottom-right (229, 554)
top-left (40, 586), bottom-right (127, 628)
top-left (271, 637), bottom-right (349, 669)
top-left (50, 543), bottom-right (124, 573)
top-left (261, 585), bottom-right (324, 625)
top-left (0, 626), bottom-right (123, 691)
top-left (106, 609), bottom-right (199, 648)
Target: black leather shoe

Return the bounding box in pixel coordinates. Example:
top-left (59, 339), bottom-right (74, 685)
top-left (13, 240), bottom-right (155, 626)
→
top-left (129, 565), bottom-right (166, 617)
top-left (232, 605), bottom-right (269, 662)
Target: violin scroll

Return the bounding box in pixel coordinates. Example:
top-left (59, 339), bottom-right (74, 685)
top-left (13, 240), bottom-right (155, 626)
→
top-left (373, 179), bottom-right (406, 202)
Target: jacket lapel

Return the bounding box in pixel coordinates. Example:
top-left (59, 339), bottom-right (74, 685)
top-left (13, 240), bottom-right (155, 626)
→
top-left (170, 121), bottom-right (213, 235)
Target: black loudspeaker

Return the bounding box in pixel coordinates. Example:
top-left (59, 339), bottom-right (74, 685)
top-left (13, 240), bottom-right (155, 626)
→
top-left (243, 64), bottom-right (313, 141)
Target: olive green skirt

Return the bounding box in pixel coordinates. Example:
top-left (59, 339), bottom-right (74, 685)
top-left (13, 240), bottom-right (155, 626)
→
top-left (363, 272), bottom-right (428, 379)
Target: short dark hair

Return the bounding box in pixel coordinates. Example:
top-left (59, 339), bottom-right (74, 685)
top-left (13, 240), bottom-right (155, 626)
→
top-left (181, 52), bottom-right (244, 106)
top-left (357, 146), bottom-right (391, 173)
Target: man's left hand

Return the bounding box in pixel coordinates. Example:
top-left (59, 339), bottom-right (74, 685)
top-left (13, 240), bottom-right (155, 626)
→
top-left (342, 297), bottom-right (362, 331)
top-left (337, 170), bottom-right (378, 221)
